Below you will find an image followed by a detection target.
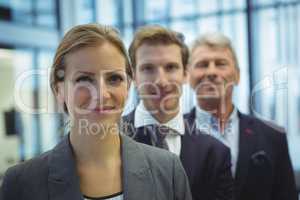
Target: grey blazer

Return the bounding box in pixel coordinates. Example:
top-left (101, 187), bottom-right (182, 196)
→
top-left (0, 134), bottom-right (192, 200)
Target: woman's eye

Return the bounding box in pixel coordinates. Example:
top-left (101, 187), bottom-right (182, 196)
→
top-left (107, 74), bottom-right (124, 85)
top-left (75, 76), bottom-right (93, 83)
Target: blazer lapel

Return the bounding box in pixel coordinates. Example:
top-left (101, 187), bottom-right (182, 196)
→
top-left (183, 108), bottom-right (197, 136)
top-left (121, 135), bottom-right (155, 200)
top-left (47, 129), bottom-right (155, 200)
top-left (180, 133), bottom-right (198, 186)
top-left (48, 135), bottom-right (83, 200)
top-left (235, 112), bottom-right (259, 193)
top-left (183, 107), bottom-right (216, 187)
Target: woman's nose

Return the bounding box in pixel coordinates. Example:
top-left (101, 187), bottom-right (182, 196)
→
top-left (98, 78), bottom-right (111, 101)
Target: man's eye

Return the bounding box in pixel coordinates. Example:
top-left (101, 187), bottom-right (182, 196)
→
top-left (141, 65), bottom-right (155, 73)
top-left (195, 62), bottom-right (208, 68)
top-left (107, 74), bottom-right (124, 85)
top-left (165, 64), bottom-right (179, 72)
top-left (216, 60), bottom-right (227, 67)
top-left (75, 76), bottom-right (94, 83)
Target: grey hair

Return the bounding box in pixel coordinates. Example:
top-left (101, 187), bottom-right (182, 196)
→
top-left (190, 32), bottom-right (240, 72)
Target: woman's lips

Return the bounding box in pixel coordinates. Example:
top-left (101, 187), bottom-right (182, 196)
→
top-left (92, 106), bottom-right (115, 113)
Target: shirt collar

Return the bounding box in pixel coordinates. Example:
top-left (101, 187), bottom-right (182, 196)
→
top-left (134, 101), bottom-right (185, 135)
top-left (196, 105), bottom-right (239, 130)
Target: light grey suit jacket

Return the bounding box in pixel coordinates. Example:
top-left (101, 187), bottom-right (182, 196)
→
top-left (0, 134), bottom-right (192, 200)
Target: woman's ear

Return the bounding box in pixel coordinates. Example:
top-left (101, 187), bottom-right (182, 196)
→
top-left (55, 82), bottom-right (66, 111)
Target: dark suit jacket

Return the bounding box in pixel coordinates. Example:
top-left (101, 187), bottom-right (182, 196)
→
top-left (122, 109), bottom-right (234, 200)
top-left (186, 108), bottom-right (298, 200)
top-left (0, 134), bottom-right (192, 200)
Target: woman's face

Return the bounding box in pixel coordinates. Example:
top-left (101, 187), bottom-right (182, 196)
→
top-left (57, 42), bottom-right (129, 129)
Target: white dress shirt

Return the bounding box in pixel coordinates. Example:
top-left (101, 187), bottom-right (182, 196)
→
top-left (134, 101), bottom-right (185, 156)
top-left (84, 193), bottom-right (123, 200)
top-left (195, 106), bottom-right (239, 176)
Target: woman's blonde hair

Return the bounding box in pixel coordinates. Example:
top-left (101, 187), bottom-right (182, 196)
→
top-left (50, 23), bottom-right (132, 96)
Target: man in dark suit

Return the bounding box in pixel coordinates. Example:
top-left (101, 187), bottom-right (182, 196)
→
top-left (187, 32), bottom-right (298, 200)
top-left (122, 25), bottom-right (234, 200)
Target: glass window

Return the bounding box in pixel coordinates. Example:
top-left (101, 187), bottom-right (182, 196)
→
top-left (0, 0), bottom-right (57, 28)
top-left (123, 26), bottom-right (134, 48)
top-left (0, 0), bottom-right (10, 7)
top-left (11, 0), bottom-right (33, 25)
top-left (12, 48), bottom-right (37, 160)
top-left (78, 0), bottom-right (95, 24)
top-left (197, 0), bottom-right (219, 14)
top-left (252, 0), bottom-right (275, 6)
top-left (170, 0), bottom-right (196, 18)
top-left (36, 0), bottom-right (56, 28)
top-left (96, 0), bottom-right (118, 25)
top-left (0, 47), bottom-right (61, 163)
top-left (288, 65), bottom-right (300, 170)
top-left (123, 0), bottom-right (133, 24)
top-left (145, 0), bottom-right (168, 21)
top-left (251, 8), bottom-right (278, 120)
top-left (171, 20), bottom-right (197, 45)
top-left (222, 0), bottom-right (246, 10)
top-left (36, 50), bottom-right (59, 152)
top-left (223, 14), bottom-right (249, 113)
top-left (0, 48), bottom-right (21, 171)
top-left (197, 16), bottom-right (220, 33)
top-left (280, 0), bottom-right (298, 2)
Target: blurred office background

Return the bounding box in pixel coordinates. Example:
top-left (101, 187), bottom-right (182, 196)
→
top-left (0, 0), bottom-right (299, 193)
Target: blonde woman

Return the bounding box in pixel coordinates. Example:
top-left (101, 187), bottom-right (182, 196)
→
top-left (0, 24), bottom-right (192, 200)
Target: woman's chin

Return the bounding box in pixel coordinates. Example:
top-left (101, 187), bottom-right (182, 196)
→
top-left (74, 117), bottom-right (120, 137)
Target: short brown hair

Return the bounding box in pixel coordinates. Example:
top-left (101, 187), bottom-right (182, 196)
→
top-left (50, 23), bottom-right (132, 95)
top-left (129, 25), bottom-right (189, 71)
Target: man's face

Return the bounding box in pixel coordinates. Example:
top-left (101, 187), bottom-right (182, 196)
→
top-left (134, 43), bottom-right (186, 115)
top-left (189, 45), bottom-right (240, 103)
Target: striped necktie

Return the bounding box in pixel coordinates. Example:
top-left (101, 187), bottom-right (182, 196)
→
top-left (145, 124), bottom-right (179, 150)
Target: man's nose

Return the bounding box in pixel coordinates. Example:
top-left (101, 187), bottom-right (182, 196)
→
top-left (155, 67), bottom-right (169, 87)
top-left (205, 62), bottom-right (217, 80)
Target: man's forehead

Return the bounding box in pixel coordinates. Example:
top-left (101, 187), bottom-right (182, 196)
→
top-left (136, 43), bottom-right (182, 62)
top-left (137, 42), bottom-right (180, 51)
top-left (192, 45), bottom-right (234, 60)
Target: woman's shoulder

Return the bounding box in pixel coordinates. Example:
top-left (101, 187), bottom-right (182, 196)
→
top-left (0, 150), bottom-right (52, 199)
top-left (3, 150), bottom-right (51, 181)
top-left (3, 150), bottom-right (52, 181)
top-left (2, 135), bottom-right (73, 186)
